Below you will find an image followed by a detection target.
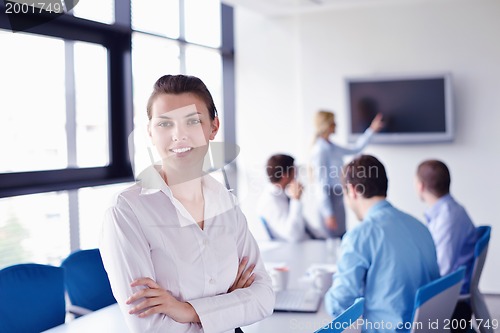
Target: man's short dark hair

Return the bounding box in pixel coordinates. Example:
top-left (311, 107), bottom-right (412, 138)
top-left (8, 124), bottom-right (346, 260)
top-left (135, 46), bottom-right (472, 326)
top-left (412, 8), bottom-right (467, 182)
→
top-left (266, 154), bottom-right (295, 183)
top-left (343, 155), bottom-right (388, 198)
top-left (416, 159), bottom-right (450, 197)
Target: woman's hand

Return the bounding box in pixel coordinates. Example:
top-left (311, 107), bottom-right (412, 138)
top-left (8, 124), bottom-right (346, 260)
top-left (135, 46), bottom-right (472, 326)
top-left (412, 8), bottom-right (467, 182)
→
top-left (228, 257), bottom-right (256, 292)
top-left (325, 216), bottom-right (338, 231)
top-left (369, 113), bottom-right (384, 132)
top-left (127, 277), bottom-right (200, 324)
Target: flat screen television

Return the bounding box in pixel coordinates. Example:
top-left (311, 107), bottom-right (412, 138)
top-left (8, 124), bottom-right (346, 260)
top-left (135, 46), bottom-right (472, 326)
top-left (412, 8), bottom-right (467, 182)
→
top-left (345, 73), bottom-right (454, 144)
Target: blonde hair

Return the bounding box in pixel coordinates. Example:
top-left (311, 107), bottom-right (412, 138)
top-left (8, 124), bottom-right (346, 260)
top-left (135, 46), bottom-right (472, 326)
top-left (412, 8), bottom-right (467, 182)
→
top-left (309, 110), bottom-right (335, 182)
top-left (314, 110), bottom-right (335, 138)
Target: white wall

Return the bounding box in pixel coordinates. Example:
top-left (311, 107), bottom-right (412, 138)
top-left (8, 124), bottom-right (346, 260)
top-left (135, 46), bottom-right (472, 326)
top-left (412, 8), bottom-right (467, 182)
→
top-left (234, 8), bottom-right (304, 238)
top-left (235, 0), bottom-right (500, 293)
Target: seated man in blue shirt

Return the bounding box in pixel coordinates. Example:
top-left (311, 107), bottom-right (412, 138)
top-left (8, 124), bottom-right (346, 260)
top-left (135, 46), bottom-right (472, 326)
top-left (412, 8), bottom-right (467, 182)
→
top-left (415, 159), bottom-right (477, 329)
top-left (324, 155), bottom-right (440, 333)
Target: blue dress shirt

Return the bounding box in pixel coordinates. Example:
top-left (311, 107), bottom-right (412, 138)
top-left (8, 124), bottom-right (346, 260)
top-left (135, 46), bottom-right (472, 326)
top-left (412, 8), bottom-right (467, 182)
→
top-left (325, 200), bottom-right (440, 333)
top-left (425, 194), bottom-right (476, 294)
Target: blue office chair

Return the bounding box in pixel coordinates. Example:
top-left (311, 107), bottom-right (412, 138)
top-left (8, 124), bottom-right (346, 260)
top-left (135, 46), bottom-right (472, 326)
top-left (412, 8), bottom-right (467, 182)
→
top-left (0, 263), bottom-right (66, 332)
top-left (410, 266), bottom-right (466, 333)
top-left (61, 248), bottom-right (116, 315)
top-left (458, 225), bottom-right (493, 333)
top-left (314, 298), bottom-right (364, 333)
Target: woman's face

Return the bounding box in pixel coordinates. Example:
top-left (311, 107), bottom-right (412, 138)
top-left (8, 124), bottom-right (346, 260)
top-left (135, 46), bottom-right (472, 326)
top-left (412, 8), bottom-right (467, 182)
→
top-left (148, 93), bottom-right (219, 170)
top-left (328, 118), bottom-right (336, 134)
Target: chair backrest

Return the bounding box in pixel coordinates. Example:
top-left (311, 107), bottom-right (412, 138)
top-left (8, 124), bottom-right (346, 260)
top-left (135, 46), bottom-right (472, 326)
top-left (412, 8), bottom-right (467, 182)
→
top-left (61, 248), bottom-right (116, 311)
top-left (260, 217), bottom-right (276, 240)
top-left (0, 263), bottom-right (66, 332)
top-left (410, 266), bottom-right (465, 333)
top-left (469, 226), bottom-right (491, 294)
top-left (315, 298), bottom-right (364, 333)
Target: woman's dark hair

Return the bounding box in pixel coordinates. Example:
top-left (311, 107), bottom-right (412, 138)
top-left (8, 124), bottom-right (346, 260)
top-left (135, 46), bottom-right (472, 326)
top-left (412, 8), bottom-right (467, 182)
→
top-left (266, 154), bottom-right (295, 184)
top-left (416, 159), bottom-right (450, 197)
top-left (146, 74), bottom-right (218, 120)
top-left (343, 155), bottom-right (388, 198)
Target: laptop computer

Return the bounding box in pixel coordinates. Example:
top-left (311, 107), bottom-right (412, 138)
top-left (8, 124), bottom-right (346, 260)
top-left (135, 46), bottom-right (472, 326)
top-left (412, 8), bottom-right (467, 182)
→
top-left (273, 289), bottom-right (323, 313)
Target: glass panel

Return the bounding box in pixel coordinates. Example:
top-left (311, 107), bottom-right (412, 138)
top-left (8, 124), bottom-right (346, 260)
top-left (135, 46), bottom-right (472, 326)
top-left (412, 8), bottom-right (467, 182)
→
top-left (78, 183), bottom-right (132, 249)
top-left (74, 42), bottom-right (110, 168)
top-left (0, 30), bottom-right (67, 173)
top-left (131, 0), bottom-right (179, 38)
top-left (185, 44), bottom-right (223, 141)
top-left (0, 192), bottom-right (70, 269)
top-left (132, 33), bottom-right (181, 174)
top-left (184, 0), bottom-right (221, 47)
top-left (72, 0), bottom-right (114, 24)
top-left (132, 33), bottom-right (181, 115)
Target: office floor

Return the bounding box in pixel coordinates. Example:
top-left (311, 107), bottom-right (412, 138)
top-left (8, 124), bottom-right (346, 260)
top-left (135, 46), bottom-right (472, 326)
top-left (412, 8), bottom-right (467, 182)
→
top-left (484, 294), bottom-right (500, 333)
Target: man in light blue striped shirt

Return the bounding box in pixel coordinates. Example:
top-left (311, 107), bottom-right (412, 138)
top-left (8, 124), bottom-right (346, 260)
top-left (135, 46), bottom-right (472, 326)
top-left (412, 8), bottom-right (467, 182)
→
top-left (325, 155), bottom-right (440, 333)
top-left (415, 159), bottom-right (477, 329)
top-left (415, 160), bottom-right (476, 293)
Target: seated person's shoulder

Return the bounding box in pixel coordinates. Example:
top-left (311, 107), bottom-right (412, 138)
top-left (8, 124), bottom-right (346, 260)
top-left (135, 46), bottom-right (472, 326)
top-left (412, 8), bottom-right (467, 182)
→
top-left (435, 197), bottom-right (472, 223)
top-left (346, 219), bottom-right (383, 242)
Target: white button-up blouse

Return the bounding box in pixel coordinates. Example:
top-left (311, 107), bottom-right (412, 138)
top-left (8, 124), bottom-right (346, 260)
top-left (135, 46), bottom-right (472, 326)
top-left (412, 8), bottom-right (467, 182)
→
top-left (99, 168), bottom-right (275, 333)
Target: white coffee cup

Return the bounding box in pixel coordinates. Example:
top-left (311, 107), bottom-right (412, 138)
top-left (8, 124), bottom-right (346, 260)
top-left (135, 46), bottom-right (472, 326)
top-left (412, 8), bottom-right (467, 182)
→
top-left (310, 268), bottom-right (333, 293)
top-left (270, 267), bottom-right (289, 291)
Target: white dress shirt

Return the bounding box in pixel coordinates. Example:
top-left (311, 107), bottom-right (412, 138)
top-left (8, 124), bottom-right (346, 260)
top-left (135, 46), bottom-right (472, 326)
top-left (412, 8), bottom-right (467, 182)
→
top-left (256, 184), bottom-right (309, 242)
top-left (100, 167), bottom-right (274, 333)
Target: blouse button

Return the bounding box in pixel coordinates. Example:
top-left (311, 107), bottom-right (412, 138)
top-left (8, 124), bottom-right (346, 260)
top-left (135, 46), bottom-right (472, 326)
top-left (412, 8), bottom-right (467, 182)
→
top-left (209, 278), bottom-right (216, 284)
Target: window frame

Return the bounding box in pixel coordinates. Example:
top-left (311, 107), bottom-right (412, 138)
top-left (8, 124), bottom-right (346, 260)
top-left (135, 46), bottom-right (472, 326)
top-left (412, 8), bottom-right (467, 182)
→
top-left (0, 1), bottom-right (234, 198)
top-left (0, 7), bottom-right (134, 198)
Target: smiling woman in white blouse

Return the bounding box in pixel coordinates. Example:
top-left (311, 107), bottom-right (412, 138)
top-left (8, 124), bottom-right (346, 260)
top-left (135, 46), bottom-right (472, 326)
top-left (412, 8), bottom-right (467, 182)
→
top-left (99, 74), bottom-right (274, 333)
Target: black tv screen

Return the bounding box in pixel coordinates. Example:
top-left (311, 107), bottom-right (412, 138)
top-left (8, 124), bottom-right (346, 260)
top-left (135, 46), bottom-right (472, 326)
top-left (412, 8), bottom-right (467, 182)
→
top-left (346, 74), bottom-right (453, 143)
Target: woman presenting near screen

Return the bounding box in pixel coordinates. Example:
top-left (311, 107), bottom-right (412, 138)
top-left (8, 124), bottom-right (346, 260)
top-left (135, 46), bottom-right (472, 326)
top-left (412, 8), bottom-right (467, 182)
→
top-left (100, 74), bottom-right (274, 333)
top-left (310, 110), bottom-right (383, 239)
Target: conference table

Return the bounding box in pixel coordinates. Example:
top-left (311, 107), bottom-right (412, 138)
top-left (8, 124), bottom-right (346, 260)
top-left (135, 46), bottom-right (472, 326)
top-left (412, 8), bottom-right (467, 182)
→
top-left (44, 240), bottom-right (337, 333)
top-left (242, 240), bottom-right (337, 333)
top-left (43, 304), bottom-right (127, 333)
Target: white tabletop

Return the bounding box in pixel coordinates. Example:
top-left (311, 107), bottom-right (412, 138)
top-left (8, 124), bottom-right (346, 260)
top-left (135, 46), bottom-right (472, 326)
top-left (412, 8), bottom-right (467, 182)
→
top-left (42, 303), bottom-right (127, 333)
top-left (44, 240), bottom-right (336, 333)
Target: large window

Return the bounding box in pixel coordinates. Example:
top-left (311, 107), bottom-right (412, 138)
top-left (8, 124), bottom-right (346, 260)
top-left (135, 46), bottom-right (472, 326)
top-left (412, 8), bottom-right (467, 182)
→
top-left (78, 183), bottom-right (131, 249)
top-left (184, 0), bottom-right (221, 47)
top-left (0, 31), bottom-right (67, 173)
top-left (0, 32), bottom-right (111, 173)
top-left (0, 191), bottom-right (70, 268)
top-left (0, 7), bottom-right (134, 198)
top-left (72, 0), bottom-right (114, 24)
top-left (131, 0), bottom-right (179, 38)
top-left (0, 0), bottom-right (233, 269)
top-left (74, 42), bottom-right (110, 168)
